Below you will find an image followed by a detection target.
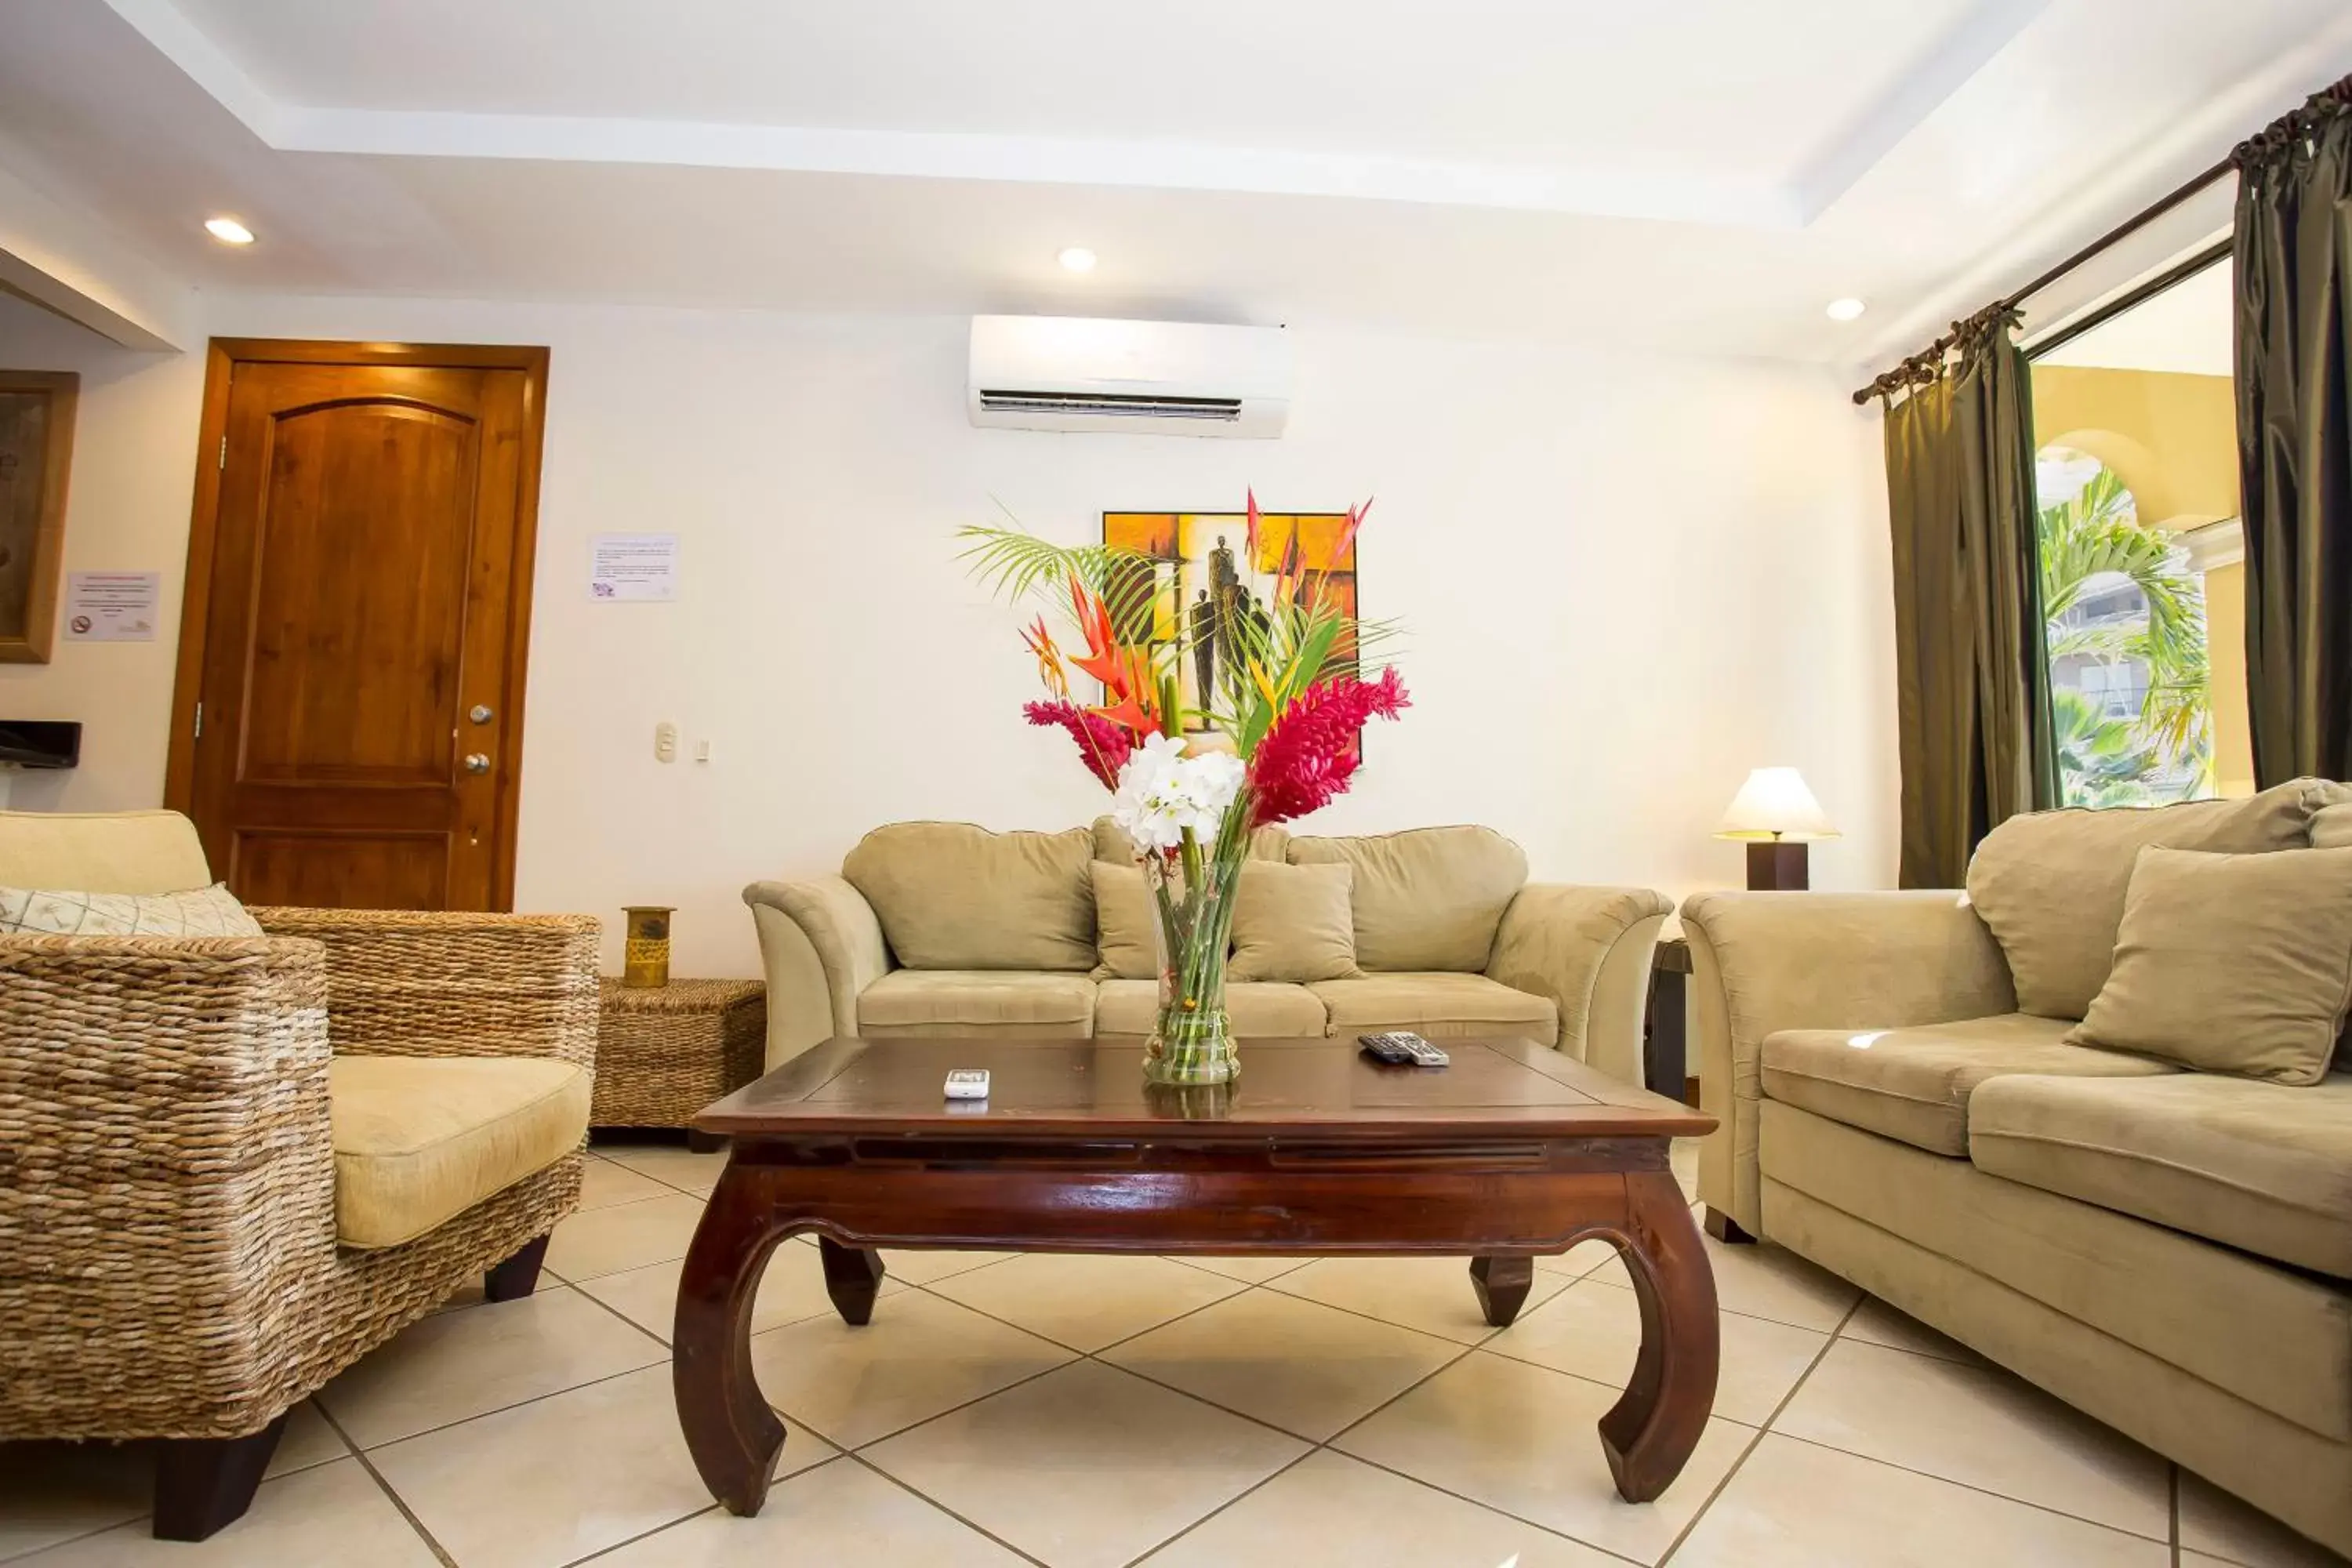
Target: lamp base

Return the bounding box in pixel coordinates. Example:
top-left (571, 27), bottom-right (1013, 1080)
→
top-left (1745, 840), bottom-right (1809, 891)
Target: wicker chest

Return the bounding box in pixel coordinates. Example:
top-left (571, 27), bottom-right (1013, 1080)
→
top-left (593, 978), bottom-right (768, 1133)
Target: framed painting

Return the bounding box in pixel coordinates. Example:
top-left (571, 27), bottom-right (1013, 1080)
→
top-left (0, 370), bottom-right (78, 664)
top-left (1102, 507), bottom-right (1363, 760)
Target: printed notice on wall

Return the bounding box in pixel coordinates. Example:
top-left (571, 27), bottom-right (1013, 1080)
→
top-left (589, 533), bottom-right (679, 602)
top-left (62, 572), bottom-right (162, 642)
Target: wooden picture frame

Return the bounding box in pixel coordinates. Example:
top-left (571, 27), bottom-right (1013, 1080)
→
top-left (0, 370), bottom-right (79, 664)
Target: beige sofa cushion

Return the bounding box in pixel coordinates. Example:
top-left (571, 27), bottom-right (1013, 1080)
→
top-left (1308, 971), bottom-right (1556, 1041)
top-left (1092, 815), bottom-right (1290, 865)
top-left (1761, 1013), bottom-right (2176, 1156)
top-left (1288, 826), bottom-right (1527, 972)
top-left (1089, 861), bottom-right (1160, 981)
top-left (2316, 799), bottom-right (2352, 849)
top-left (1969, 1071), bottom-right (2352, 1279)
top-left (0, 808), bottom-right (213, 895)
top-left (856, 969), bottom-right (1096, 1038)
top-left (2067, 846), bottom-right (2352, 1085)
top-left (1094, 978), bottom-right (1328, 1039)
top-left (844, 822), bottom-right (1096, 971)
top-left (1228, 861), bottom-right (1359, 983)
top-left (330, 1055), bottom-right (590, 1250)
top-left (1964, 779), bottom-right (2334, 1019)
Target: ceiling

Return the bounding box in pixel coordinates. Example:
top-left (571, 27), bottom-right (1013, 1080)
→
top-left (4, 0), bottom-right (2350, 364)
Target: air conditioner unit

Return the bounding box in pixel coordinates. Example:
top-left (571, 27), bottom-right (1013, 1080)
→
top-left (967, 315), bottom-right (1290, 438)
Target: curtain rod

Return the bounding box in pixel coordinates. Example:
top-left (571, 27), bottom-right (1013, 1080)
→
top-left (1849, 67), bottom-right (2352, 406)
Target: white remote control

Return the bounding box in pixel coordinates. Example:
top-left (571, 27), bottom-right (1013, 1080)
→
top-left (944, 1068), bottom-right (991, 1101)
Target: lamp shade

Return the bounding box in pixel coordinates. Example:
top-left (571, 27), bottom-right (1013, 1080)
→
top-left (1714, 767), bottom-right (1839, 841)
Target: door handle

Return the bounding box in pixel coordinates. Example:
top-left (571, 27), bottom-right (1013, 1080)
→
top-left (468, 704), bottom-right (494, 724)
top-left (463, 753), bottom-right (492, 775)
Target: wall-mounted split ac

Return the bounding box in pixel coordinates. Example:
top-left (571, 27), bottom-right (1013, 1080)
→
top-left (967, 315), bottom-right (1290, 438)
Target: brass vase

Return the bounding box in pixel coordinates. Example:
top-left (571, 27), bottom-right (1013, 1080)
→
top-left (622, 906), bottom-right (674, 989)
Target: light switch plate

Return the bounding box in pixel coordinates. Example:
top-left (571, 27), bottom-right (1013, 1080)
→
top-left (654, 720), bottom-right (678, 763)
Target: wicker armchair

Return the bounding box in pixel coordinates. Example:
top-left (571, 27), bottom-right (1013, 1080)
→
top-left (0, 811), bottom-right (598, 1541)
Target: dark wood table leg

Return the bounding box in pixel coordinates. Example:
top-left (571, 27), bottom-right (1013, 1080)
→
top-left (818, 1236), bottom-right (887, 1325)
top-left (1598, 1171), bottom-right (1720, 1502)
top-left (673, 1160), bottom-right (793, 1515)
top-left (1468, 1254), bottom-right (1535, 1327)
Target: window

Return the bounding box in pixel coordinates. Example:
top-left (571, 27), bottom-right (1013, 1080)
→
top-left (2029, 252), bottom-right (2254, 807)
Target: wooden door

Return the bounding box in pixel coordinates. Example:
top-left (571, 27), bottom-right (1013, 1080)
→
top-left (167, 341), bottom-right (548, 911)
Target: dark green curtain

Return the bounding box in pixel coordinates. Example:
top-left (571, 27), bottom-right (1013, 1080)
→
top-left (1882, 309), bottom-right (2059, 887)
top-left (2234, 87), bottom-right (2352, 786)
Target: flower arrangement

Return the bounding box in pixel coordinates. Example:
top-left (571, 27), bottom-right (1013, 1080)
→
top-left (963, 494), bottom-right (1407, 1084)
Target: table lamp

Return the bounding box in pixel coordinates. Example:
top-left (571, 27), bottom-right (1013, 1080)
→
top-left (1715, 767), bottom-right (1838, 890)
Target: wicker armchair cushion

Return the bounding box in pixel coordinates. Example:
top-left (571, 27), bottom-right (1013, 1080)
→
top-left (0, 808), bottom-right (213, 894)
top-left (330, 1056), bottom-right (590, 1249)
top-left (0, 882), bottom-right (260, 937)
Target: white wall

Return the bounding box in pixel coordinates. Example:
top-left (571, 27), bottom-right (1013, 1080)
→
top-left (0, 291), bottom-right (1896, 978)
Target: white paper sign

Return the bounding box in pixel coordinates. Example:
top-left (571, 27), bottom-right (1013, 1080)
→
top-left (62, 572), bottom-right (162, 642)
top-left (589, 533), bottom-right (679, 602)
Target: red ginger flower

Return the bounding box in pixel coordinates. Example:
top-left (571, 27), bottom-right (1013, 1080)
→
top-left (1025, 699), bottom-right (1134, 792)
top-left (1247, 667), bottom-right (1410, 826)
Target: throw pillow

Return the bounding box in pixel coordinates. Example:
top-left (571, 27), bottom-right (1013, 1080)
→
top-left (842, 822), bottom-right (1096, 971)
top-left (1965, 777), bottom-right (2336, 1019)
top-left (1284, 826), bottom-right (1527, 972)
top-left (1089, 861), bottom-right (1163, 981)
top-left (1228, 860), bottom-right (1360, 983)
top-left (0, 881), bottom-right (263, 938)
top-left (2064, 846), bottom-right (2352, 1085)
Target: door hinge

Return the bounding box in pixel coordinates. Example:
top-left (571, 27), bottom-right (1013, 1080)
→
top-left (218, 435), bottom-right (227, 470)
top-left (192, 701), bottom-right (203, 739)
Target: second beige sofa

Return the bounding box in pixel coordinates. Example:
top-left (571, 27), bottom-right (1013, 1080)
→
top-left (747, 818), bottom-right (1670, 1082)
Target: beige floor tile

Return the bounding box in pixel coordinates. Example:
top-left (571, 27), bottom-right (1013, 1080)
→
top-left (1576, 1232), bottom-right (1860, 1331)
top-left (593, 1458), bottom-right (1029, 1567)
top-left (1103, 1289), bottom-right (1465, 1441)
top-left (2178, 1469), bottom-right (2352, 1566)
top-left (873, 1248), bottom-right (1022, 1285)
top-left (748, 1288), bottom-right (1074, 1448)
top-left (1486, 1276), bottom-right (1828, 1426)
top-left (0, 1440), bottom-right (152, 1561)
top-left (1167, 1253), bottom-right (1313, 1283)
top-left (863, 1361), bottom-right (1307, 1568)
top-left (265, 1401), bottom-right (348, 1478)
top-left (1773, 1339), bottom-right (2169, 1541)
top-left (367, 1363), bottom-right (834, 1568)
top-left (924, 1252), bottom-right (1247, 1352)
top-left (593, 1142), bottom-right (729, 1194)
top-left (1330, 1349), bottom-right (1751, 1564)
top-left (1838, 1294), bottom-right (1984, 1366)
top-left (1137, 1448), bottom-right (1618, 1566)
top-left (1267, 1254), bottom-right (1569, 1345)
top-left (20, 1458), bottom-right (437, 1567)
top-left (574, 1247), bottom-right (909, 1344)
top-left (318, 1285), bottom-right (665, 1450)
top-left (1534, 1237), bottom-right (1625, 1279)
top-left (578, 1154), bottom-right (676, 1211)
top-left (543, 1192), bottom-right (711, 1283)
top-left (1671, 1433), bottom-right (2169, 1566)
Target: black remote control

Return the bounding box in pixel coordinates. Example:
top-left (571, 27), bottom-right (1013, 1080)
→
top-left (1358, 1031), bottom-right (1450, 1067)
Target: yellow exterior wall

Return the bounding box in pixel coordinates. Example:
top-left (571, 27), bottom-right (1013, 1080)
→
top-left (2031, 365), bottom-right (2238, 528)
top-left (2205, 561), bottom-right (2256, 797)
top-left (2030, 363), bottom-right (2253, 793)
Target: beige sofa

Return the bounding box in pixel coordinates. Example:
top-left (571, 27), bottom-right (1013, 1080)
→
top-left (746, 818), bottom-right (1669, 1080)
top-left (1687, 779), bottom-right (2352, 1555)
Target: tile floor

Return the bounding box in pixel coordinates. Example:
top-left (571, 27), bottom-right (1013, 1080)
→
top-left (5, 1139), bottom-right (2344, 1568)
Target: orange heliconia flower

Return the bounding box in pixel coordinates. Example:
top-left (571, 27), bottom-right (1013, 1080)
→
top-left (1021, 615), bottom-right (1068, 697)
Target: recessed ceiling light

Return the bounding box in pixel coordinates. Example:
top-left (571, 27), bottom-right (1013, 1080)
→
top-left (1826, 296), bottom-right (1867, 322)
top-left (1058, 246), bottom-right (1098, 274)
top-left (204, 216), bottom-right (256, 246)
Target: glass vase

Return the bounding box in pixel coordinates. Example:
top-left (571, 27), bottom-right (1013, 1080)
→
top-left (1139, 826), bottom-right (1246, 1087)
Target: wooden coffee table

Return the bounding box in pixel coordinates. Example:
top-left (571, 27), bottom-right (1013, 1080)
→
top-left (672, 1036), bottom-right (1718, 1515)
